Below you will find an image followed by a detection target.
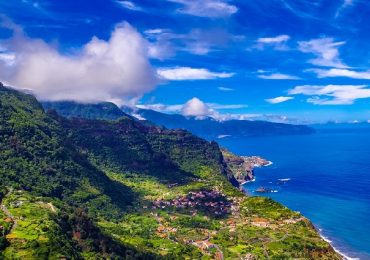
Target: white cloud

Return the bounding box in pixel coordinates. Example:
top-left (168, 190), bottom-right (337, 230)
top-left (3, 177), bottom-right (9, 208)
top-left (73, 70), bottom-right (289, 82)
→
top-left (0, 52), bottom-right (15, 66)
top-left (253, 35), bottom-right (290, 51)
top-left (289, 85), bottom-right (370, 105)
top-left (308, 68), bottom-right (370, 79)
top-left (265, 96), bottom-right (294, 104)
top-left (214, 113), bottom-right (261, 121)
top-left (182, 97), bottom-right (213, 117)
top-left (157, 67), bottom-right (234, 80)
top-left (0, 22), bottom-right (158, 105)
top-left (218, 86), bottom-right (234, 91)
top-left (145, 27), bottom-right (239, 59)
top-left (258, 73), bottom-right (300, 80)
top-left (136, 99), bottom-right (297, 123)
top-left (144, 29), bottom-right (177, 60)
top-left (137, 100), bottom-right (245, 113)
top-left (298, 38), bottom-right (347, 68)
top-left (168, 0), bottom-right (238, 18)
top-left (257, 35), bottom-right (290, 44)
top-left (207, 103), bottom-right (247, 109)
top-left (144, 29), bottom-right (167, 35)
top-left (136, 103), bottom-right (183, 113)
top-left (335, 0), bottom-right (354, 17)
top-left (115, 1), bottom-right (143, 11)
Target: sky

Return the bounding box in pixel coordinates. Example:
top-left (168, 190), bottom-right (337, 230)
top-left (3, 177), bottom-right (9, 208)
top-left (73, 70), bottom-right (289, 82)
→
top-left (1, 0), bottom-right (370, 123)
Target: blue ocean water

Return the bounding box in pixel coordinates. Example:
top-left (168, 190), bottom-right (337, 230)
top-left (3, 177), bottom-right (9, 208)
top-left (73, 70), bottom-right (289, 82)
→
top-left (217, 129), bottom-right (370, 259)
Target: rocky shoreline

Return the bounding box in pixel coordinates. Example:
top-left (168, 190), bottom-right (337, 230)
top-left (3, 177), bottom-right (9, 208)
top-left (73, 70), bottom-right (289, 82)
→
top-left (222, 148), bottom-right (271, 186)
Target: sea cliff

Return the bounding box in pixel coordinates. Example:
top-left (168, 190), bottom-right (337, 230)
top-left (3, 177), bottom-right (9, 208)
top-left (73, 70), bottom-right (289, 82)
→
top-left (222, 148), bottom-right (271, 185)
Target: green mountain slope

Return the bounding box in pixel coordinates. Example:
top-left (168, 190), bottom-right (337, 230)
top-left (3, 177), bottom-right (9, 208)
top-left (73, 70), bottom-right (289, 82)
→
top-left (0, 86), bottom-right (155, 259)
top-left (42, 101), bottom-right (131, 121)
top-left (0, 85), bottom-right (341, 259)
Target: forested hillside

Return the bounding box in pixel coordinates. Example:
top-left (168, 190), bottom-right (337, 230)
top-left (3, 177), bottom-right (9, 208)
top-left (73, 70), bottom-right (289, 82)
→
top-left (0, 85), bottom-right (340, 259)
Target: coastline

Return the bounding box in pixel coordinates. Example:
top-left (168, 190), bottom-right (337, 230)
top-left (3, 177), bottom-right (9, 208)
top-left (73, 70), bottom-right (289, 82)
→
top-left (240, 160), bottom-right (355, 260)
top-left (318, 230), bottom-right (359, 260)
top-left (242, 179), bottom-right (349, 259)
top-left (219, 133), bottom-right (370, 259)
top-left (239, 159), bottom-right (273, 186)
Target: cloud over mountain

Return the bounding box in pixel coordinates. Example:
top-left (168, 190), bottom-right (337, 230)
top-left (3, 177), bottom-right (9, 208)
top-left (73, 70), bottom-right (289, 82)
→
top-left (0, 21), bottom-right (158, 105)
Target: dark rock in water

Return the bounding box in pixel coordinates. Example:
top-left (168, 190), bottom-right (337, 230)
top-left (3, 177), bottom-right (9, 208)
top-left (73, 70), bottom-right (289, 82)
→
top-left (255, 187), bottom-right (274, 193)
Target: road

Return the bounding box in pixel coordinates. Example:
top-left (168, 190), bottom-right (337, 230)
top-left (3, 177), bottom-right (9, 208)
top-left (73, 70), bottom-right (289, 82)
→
top-left (0, 203), bottom-right (17, 235)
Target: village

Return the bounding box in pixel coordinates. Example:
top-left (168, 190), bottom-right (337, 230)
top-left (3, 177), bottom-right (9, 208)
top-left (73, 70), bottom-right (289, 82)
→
top-left (152, 190), bottom-right (232, 217)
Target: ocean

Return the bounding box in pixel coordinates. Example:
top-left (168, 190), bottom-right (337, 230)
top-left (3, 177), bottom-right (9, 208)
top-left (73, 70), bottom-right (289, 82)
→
top-left (217, 129), bottom-right (370, 259)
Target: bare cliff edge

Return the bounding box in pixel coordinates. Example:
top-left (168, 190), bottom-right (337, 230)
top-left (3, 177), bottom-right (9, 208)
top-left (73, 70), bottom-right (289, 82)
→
top-left (0, 84), bottom-right (341, 259)
top-left (222, 148), bottom-right (271, 186)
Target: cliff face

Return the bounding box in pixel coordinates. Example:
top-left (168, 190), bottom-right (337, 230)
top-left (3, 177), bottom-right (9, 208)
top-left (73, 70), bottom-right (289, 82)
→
top-left (0, 85), bottom-right (341, 259)
top-left (222, 149), bottom-right (271, 185)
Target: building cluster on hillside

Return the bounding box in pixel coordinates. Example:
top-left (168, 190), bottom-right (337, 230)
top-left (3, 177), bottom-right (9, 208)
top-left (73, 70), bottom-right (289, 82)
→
top-left (242, 156), bottom-right (271, 169)
top-left (152, 190), bottom-right (232, 216)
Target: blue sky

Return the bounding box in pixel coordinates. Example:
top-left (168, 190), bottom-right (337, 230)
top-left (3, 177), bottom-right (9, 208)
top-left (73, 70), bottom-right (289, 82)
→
top-left (1, 0), bottom-right (370, 123)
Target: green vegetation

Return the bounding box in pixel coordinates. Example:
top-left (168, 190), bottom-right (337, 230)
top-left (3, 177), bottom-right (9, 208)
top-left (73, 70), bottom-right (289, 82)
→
top-left (42, 101), bottom-right (130, 120)
top-left (0, 85), bottom-right (340, 259)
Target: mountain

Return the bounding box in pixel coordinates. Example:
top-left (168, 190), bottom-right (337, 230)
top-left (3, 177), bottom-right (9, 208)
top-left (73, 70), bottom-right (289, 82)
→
top-left (41, 101), bottom-right (315, 138)
top-left (42, 101), bottom-right (132, 121)
top-left (312, 122), bottom-right (370, 133)
top-left (1, 85), bottom-right (340, 259)
top-left (133, 108), bottom-right (315, 138)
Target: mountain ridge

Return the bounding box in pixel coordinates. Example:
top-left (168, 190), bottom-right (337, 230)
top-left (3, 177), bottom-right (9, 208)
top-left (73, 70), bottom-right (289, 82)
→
top-left (135, 108), bottom-right (315, 138)
top-left (41, 100), bottom-right (315, 138)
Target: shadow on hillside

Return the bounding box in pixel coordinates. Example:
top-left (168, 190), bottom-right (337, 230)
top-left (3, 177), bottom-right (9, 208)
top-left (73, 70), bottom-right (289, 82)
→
top-left (61, 118), bottom-right (198, 186)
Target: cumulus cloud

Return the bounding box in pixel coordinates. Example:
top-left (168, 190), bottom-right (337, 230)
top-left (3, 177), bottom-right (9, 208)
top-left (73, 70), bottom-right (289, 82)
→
top-left (157, 67), bottom-right (234, 80)
top-left (258, 73), bottom-right (300, 80)
top-left (0, 22), bottom-right (158, 105)
top-left (168, 0), bottom-right (238, 18)
top-left (289, 85), bottom-right (370, 105)
top-left (308, 68), bottom-right (370, 79)
top-left (182, 97), bottom-right (214, 117)
top-left (298, 38), bottom-right (347, 68)
top-left (265, 96), bottom-right (294, 104)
